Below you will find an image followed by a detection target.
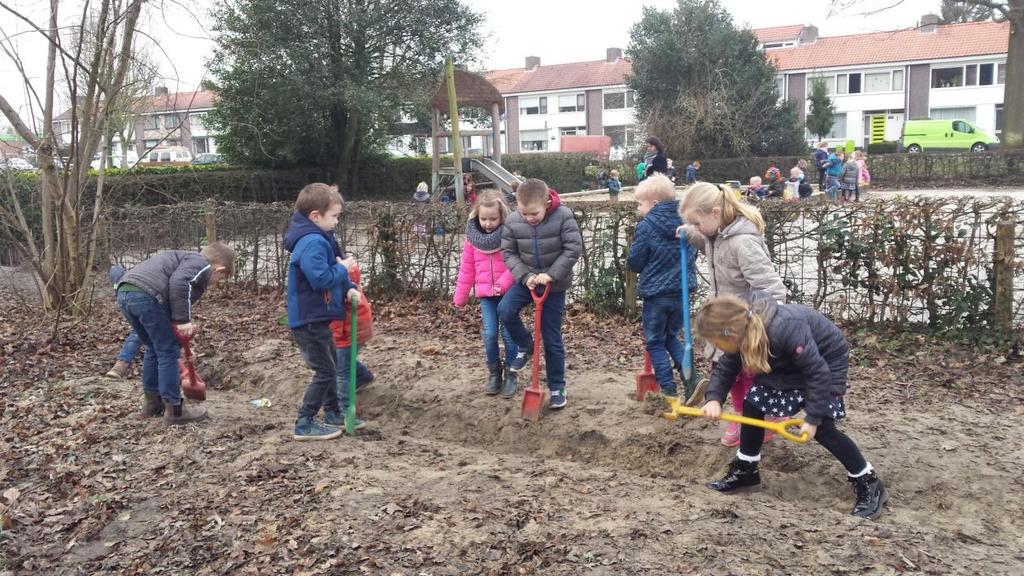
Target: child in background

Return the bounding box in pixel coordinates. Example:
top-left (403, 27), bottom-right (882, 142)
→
top-left (685, 160), bottom-right (701, 184)
top-left (855, 150), bottom-right (871, 201)
top-left (677, 183), bottom-right (787, 446)
top-left (796, 158), bottom-right (809, 179)
top-left (825, 150), bottom-right (845, 202)
top-left (607, 169), bottom-right (622, 201)
top-left (628, 175), bottom-right (704, 404)
top-left (813, 141), bottom-right (829, 192)
top-left (697, 292), bottom-right (887, 520)
top-left (763, 160), bottom-right (785, 197)
top-left (499, 179), bottom-right (582, 410)
top-left (330, 253), bottom-right (374, 430)
top-left (454, 190), bottom-right (519, 397)
top-left (284, 183), bottom-right (360, 441)
top-left (789, 167), bottom-right (813, 201)
top-left (413, 181), bottom-right (431, 203)
top-left (746, 176), bottom-right (767, 200)
top-left (106, 264), bottom-right (143, 379)
top-left (115, 243), bottom-right (234, 423)
top-left (840, 152), bottom-right (860, 202)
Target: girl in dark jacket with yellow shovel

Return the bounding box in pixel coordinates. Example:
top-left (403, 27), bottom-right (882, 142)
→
top-left (696, 291), bottom-right (887, 520)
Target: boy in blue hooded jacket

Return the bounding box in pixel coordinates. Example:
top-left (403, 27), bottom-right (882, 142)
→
top-left (284, 183), bottom-right (359, 440)
top-left (627, 174), bottom-right (703, 404)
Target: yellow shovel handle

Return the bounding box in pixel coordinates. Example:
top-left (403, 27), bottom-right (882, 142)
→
top-left (662, 399), bottom-right (810, 444)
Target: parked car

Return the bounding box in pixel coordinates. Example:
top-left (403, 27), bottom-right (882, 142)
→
top-left (90, 150), bottom-right (139, 170)
top-left (139, 146), bottom-right (193, 166)
top-left (900, 119), bottom-right (999, 153)
top-left (192, 153), bottom-right (225, 165)
top-left (0, 157), bottom-right (34, 171)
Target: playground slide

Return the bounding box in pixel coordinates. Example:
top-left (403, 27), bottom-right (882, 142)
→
top-left (468, 158), bottom-right (519, 195)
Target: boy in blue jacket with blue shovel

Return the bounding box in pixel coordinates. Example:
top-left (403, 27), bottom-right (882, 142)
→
top-left (628, 174), bottom-right (705, 405)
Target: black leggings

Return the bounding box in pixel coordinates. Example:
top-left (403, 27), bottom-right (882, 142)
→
top-left (739, 400), bottom-right (868, 475)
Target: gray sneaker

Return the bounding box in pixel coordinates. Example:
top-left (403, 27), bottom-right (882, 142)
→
top-left (293, 417), bottom-right (343, 441)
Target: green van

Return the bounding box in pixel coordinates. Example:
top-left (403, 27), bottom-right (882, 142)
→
top-left (900, 119), bottom-right (999, 153)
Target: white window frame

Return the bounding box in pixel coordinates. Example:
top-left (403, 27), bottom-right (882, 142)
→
top-left (559, 126), bottom-right (587, 136)
top-left (931, 62), bottom-right (1002, 89)
top-left (557, 93), bottom-right (586, 113)
top-left (602, 89), bottom-right (636, 110)
top-left (519, 96), bottom-right (548, 116)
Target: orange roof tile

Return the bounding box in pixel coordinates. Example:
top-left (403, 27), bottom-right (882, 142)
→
top-left (53, 89), bottom-right (216, 122)
top-left (754, 24), bottom-right (804, 44)
top-left (484, 58), bottom-right (632, 95)
top-left (768, 20), bottom-right (1008, 71)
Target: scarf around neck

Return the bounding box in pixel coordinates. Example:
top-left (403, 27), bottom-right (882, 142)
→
top-left (465, 219), bottom-right (502, 253)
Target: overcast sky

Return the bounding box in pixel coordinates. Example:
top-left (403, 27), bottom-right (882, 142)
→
top-left (0, 0), bottom-right (939, 131)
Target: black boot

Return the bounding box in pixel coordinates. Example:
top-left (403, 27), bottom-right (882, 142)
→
top-left (485, 362), bottom-right (502, 395)
top-left (708, 458), bottom-right (761, 492)
top-left (500, 366), bottom-right (518, 398)
top-left (848, 471), bottom-right (887, 520)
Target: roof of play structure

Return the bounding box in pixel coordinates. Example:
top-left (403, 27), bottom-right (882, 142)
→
top-left (430, 69), bottom-right (504, 114)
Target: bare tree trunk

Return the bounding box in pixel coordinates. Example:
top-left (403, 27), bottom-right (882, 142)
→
top-left (337, 111), bottom-right (359, 191)
top-left (1002, 1), bottom-right (1024, 149)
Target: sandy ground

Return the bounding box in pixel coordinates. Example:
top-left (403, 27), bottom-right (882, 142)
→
top-left (3, 296), bottom-right (1023, 575)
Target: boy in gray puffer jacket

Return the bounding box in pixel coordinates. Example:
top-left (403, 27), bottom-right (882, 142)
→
top-left (498, 179), bottom-right (582, 410)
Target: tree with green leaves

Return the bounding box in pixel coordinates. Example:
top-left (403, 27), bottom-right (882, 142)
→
top-left (627, 0), bottom-right (808, 159)
top-left (940, 0), bottom-right (996, 22)
top-left (806, 78), bottom-right (836, 141)
top-left (206, 0), bottom-right (483, 191)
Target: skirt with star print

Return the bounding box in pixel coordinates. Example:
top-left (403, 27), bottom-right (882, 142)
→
top-left (745, 384), bottom-right (847, 420)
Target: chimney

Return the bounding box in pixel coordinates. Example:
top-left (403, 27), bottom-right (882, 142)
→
top-left (920, 13), bottom-right (939, 33)
top-left (606, 47), bottom-right (622, 63)
top-left (153, 86), bottom-right (168, 96)
top-left (524, 56), bottom-right (540, 70)
top-left (800, 25), bottom-right (818, 44)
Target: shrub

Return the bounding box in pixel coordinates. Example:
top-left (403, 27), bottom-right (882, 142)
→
top-left (867, 141), bottom-right (898, 154)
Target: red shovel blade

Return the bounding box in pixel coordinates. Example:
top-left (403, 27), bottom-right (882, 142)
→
top-left (635, 352), bottom-right (659, 401)
top-left (179, 359), bottom-right (207, 401)
top-left (521, 386), bottom-right (545, 421)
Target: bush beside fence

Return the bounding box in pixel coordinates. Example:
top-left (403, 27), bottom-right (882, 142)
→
top-left (96, 197), bottom-right (1024, 333)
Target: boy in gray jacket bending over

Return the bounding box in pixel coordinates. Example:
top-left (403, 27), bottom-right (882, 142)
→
top-left (498, 179), bottom-right (582, 409)
top-left (115, 242), bottom-right (234, 424)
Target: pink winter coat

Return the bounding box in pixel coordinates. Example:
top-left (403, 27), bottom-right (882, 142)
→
top-left (453, 239), bottom-right (514, 307)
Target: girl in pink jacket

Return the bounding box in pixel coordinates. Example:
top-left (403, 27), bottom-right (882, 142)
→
top-left (453, 190), bottom-right (519, 398)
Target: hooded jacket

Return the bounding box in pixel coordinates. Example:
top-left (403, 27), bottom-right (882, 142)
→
top-left (826, 153), bottom-right (844, 177)
top-left (627, 200), bottom-right (698, 297)
top-left (117, 251), bottom-right (213, 324)
top-left (283, 211), bottom-right (356, 329)
top-left (704, 291), bottom-right (850, 425)
top-left (681, 216), bottom-right (786, 302)
top-left (453, 220), bottom-right (515, 306)
top-left (501, 189), bottom-right (582, 293)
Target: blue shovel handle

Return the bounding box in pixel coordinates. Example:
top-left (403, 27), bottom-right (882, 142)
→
top-left (680, 235), bottom-right (693, 381)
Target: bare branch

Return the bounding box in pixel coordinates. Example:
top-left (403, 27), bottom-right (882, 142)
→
top-left (0, 1), bottom-right (93, 78)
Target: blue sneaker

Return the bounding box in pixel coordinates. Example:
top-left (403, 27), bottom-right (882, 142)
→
top-left (508, 350), bottom-right (531, 373)
top-left (293, 417), bottom-right (343, 441)
top-left (323, 410), bottom-right (367, 431)
top-left (356, 369), bottom-right (375, 389)
top-left (549, 389), bottom-right (567, 409)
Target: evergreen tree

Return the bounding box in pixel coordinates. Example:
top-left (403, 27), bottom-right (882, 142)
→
top-left (805, 78), bottom-right (836, 141)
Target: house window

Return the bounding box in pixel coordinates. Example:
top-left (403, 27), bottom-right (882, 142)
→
top-left (810, 112), bottom-right (848, 139)
top-left (929, 106), bottom-right (976, 122)
top-left (893, 69), bottom-right (904, 91)
top-left (558, 94), bottom-right (585, 113)
top-left (143, 116), bottom-right (159, 130)
top-left (559, 126), bottom-right (586, 136)
top-left (775, 75), bottom-right (786, 99)
top-left (807, 76), bottom-right (836, 96)
top-left (996, 104), bottom-right (1004, 135)
top-left (864, 72), bottom-right (891, 92)
top-left (519, 97), bottom-right (547, 115)
top-left (979, 63), bottom-right (994, 86)
top-left (966, 65), bottom-right (978, 86)
top-left (997, 63), bottom-right (1006, 84)
top-left (143, 139), bottom-right (159, 150)
top-left (836, 74), bottom-right (847, 94)
top-left (519, 129), bottom-right (548, 152)
top-left (847, 73), bottom-right (861, 94)
top-left (603, 90), bottom-right (635, 110)
top-left (194, 137), bottom-right (209, 155)
top-left (163, 114), bottom-right (179, 129)
top-left (604, 125), bottom-right (639, 148)
top-left (932, 66), bottom-right (964, 88)
top-left (190, 113), bottom-right (208, 130)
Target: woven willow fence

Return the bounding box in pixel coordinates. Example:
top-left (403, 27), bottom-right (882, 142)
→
top-left (101, 197), bottom-right (1024, 330)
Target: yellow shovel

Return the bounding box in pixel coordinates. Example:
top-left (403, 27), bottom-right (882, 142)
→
top-left (662, 397), bottom-right (811, 444)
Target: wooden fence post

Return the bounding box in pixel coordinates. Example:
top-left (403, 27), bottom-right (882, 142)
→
top-left (992, 220), bottom-right (1016, 331)
top-left (204, 201), bottom-right (217, 244)
top-left (624, 224), bottom-right (637, 317)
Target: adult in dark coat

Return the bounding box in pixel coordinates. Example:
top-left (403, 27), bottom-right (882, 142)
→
top-left (643, 136), bottom-right (668, 178)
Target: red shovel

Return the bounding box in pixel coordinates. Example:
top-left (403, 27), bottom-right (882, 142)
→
top-left (173, 329), bottom-right (206, 401)
top-left (635, 351), bottom-right (659, 401)
top-left (521, 284), bottom-right (551, 421)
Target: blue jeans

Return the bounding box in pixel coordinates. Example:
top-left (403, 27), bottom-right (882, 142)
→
top-left (116, 291), bottom-right (181, 404)
top-left (498, 283), bottom-right (567, 391)
top-left (118, 330), bottom-right (143, 364)
top-left (642, 294), bottom-right (686, 393)
top-left (336, 347), bottom-right (372, 411)
top-left (479, 296), bottom-right (518, 366)
top-left (291, 321), bottom-right (340, 419)
top-left (825, 175), bottom-right (840, 201)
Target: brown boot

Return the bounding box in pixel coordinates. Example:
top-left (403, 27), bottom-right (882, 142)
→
top-left (163, 400), bottom-right (208, 425)
top-left (106, 360), bottom-right (130, 379)
top-left (139, 394), bottom-right (164, 418)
